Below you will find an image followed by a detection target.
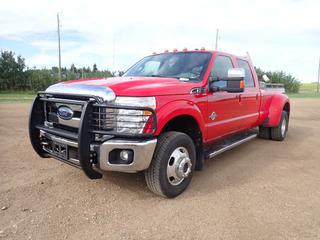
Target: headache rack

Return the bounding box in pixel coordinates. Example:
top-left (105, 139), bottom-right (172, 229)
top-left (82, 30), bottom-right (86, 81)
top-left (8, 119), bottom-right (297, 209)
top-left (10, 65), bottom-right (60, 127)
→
top-left (29, 92), bottom-right (157, 180)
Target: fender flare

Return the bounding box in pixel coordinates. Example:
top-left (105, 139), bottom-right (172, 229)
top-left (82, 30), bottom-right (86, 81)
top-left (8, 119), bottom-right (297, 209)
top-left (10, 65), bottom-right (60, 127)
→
top-left (264, 95), bottom-right (290, 127)
top-left (155, 100), bottom-right (206, 138)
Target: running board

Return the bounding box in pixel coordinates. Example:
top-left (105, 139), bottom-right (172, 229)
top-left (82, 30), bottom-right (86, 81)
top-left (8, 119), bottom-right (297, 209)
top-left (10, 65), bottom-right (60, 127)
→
top-left (205, 133), bottom-right (257, 160)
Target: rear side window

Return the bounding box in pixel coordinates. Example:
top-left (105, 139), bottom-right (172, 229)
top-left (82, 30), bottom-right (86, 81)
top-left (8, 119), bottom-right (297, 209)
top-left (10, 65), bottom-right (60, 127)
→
top-left (236, 59), bottom-right (255, 87)
top-left (210, 55), bottom-right (234, 88)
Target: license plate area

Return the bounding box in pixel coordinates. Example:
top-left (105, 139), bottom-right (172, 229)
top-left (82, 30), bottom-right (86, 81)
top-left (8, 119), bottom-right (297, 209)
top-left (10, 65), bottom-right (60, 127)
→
top-left (52, 141), bottom-right (68, 160)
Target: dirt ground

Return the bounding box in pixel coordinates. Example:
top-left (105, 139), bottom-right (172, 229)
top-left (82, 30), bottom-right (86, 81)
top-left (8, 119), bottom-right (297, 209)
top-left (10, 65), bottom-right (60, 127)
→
top-left (0, 99), bottom-right (320, 240)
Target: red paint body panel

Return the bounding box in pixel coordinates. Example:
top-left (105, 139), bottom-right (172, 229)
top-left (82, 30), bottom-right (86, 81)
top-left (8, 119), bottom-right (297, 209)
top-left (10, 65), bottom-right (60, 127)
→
top-left (61, 50), bottom-right (290, 143)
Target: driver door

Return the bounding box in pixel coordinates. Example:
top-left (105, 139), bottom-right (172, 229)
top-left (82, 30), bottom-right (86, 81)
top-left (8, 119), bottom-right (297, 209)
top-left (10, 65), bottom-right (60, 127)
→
top-left (206, 55), bottom-right (244, 141)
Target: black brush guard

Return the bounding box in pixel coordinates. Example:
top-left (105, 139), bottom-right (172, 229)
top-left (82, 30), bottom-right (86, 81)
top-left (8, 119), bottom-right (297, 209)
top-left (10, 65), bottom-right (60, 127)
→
top-left (29, 93), bottom-right (157, 180)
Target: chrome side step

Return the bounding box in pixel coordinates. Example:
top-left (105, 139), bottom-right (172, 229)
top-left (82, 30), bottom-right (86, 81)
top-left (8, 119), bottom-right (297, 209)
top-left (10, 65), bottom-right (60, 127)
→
top-left (206, 133), bottom-right (257, 159)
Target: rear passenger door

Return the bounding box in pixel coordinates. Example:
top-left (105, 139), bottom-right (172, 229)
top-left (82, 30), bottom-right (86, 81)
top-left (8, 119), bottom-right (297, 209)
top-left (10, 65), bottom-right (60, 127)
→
top-left (236, 59), bottom-right (260, 129)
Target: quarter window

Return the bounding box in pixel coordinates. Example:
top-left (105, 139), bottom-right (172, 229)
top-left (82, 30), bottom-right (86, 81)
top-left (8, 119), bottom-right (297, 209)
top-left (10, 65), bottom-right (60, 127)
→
top-left (236, 59), bottom-right (255, 87)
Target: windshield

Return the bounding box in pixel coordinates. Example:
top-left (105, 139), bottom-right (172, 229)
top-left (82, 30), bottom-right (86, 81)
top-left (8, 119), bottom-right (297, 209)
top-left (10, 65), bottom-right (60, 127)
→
top-left (123, 52), bottom-right (212, 82)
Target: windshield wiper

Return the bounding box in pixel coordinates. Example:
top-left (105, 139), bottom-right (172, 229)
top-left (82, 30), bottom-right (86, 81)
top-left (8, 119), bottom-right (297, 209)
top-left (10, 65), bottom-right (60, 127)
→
top-left (145, 75), bottom-right (179, 79)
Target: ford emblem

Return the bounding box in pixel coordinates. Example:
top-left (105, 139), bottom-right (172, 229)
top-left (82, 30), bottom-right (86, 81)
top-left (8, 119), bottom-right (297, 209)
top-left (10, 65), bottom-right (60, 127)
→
top-left (57, 106), bottom-right (74, 120)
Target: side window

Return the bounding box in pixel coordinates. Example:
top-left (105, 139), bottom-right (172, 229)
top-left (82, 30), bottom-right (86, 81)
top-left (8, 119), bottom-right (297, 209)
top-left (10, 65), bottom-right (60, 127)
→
top-left (210, 55), bottom-right (233, 88)
top-left (236, 59), bottom-right (255, 87)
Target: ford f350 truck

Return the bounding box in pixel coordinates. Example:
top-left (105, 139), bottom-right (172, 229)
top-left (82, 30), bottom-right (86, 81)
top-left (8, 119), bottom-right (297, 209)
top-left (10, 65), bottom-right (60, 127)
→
top-left (29, 49), bottom-right (290, 198)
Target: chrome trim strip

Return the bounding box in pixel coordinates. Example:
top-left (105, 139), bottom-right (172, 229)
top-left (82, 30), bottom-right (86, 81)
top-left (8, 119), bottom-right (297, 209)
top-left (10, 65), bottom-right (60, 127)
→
top-left (207, 133), bottom-right (257, 159)
top-left (40, 130), bottom-right (78, 148)
top-left (45, 83), bottom-right (116, 103)
top-left (208, 112), bottom-right (259, 127)
top-left (69, 158), bottom-right (80, 165)
top-left (98, 139), bottom-right (157, 173)
top-left (58, 117), bottom-right (81, 128)
top-left (55, 102), bottom-right (82, 112)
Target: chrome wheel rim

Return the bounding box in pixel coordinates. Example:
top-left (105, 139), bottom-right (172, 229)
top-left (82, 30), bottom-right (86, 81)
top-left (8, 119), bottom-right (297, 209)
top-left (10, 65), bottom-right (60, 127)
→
top-left (167, 147), bottom-right (192, 186)
top-left (281, 118), bottom-right (286, 137)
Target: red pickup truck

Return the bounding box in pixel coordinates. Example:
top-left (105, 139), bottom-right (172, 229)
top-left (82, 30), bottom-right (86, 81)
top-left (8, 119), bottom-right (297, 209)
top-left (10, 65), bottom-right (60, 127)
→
top-left (29, 49), bottom-right (290, 198)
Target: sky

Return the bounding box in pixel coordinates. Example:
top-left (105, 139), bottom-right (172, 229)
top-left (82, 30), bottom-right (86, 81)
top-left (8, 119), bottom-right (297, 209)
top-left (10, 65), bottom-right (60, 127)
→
top-left (0, 0), bottom-right (319, 82)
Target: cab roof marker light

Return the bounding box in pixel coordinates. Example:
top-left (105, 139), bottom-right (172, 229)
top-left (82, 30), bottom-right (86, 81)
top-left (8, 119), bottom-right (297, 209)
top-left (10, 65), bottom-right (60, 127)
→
top-left (183, 48), bottom-right (188, 51)
top-left (200, 47), bottom-right (206, 51)
top-left (164, 49), bottom-right (169, 53)
top-left (173, 48), bottom-right (178, 52)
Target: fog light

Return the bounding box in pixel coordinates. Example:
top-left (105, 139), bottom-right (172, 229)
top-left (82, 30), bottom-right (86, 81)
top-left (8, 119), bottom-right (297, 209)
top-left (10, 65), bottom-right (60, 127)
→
top-left (120, 150), bottom-right (130, 161)
top-left (109, 149), bottom-right (134, 164)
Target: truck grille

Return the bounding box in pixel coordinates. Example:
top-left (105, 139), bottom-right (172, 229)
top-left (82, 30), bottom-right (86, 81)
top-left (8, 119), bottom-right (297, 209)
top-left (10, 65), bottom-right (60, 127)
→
top-left (46, 101), bottom-right (83, 130)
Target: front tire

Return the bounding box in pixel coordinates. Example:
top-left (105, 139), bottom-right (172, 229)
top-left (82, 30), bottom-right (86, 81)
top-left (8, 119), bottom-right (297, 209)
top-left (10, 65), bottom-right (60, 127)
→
top-left (145, 131), bottom-right (196, 198)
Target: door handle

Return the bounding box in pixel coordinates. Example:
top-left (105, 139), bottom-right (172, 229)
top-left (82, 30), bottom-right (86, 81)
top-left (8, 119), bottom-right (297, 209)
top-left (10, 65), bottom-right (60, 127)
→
top-left (256, 94), bottom-right (259, 100)
top-left (236, 94), bottom-right (242, 102)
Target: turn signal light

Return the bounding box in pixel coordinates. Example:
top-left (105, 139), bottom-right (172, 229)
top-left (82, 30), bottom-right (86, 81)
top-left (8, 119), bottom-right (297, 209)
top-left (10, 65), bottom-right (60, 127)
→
top-left (240, 80), bottom-right (245, 89)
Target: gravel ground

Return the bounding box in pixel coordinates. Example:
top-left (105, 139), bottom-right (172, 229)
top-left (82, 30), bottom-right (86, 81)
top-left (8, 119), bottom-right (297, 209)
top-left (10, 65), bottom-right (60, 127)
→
top-left (0, 99), bottom-right (320, 240)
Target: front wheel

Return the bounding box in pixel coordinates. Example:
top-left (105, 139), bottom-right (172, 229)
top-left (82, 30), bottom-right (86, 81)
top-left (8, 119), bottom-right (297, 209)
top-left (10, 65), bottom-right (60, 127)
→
top-left (145, 131), bottom-right (196, 198)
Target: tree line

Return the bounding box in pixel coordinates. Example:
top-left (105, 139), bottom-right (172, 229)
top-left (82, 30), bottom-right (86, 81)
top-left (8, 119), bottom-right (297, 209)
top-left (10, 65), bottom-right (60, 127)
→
top-left (255, 67), bottom-right (300, 93)
top-left (0, 50), bottom-right (300, 93)
top-left (0, 51), bottom-right (115, 91)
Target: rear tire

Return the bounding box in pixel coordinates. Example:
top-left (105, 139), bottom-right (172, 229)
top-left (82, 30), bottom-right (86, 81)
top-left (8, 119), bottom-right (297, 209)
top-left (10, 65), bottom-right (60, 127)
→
top-left (271, 111), bottom-right (288, 141)
top-left (145, 131), bottom-right (196, 198)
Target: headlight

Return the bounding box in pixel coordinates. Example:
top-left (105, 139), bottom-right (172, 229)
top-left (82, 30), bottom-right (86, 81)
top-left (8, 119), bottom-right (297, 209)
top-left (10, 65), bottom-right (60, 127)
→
top-left (114, 96), bottom-right (156, 134)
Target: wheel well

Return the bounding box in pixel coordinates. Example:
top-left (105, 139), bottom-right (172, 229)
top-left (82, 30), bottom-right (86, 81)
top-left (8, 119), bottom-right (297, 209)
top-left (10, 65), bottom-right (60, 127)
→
top-left (161, 115), bottom-right (203, 170)
top-left (283, 102), bottom-right (290, 116)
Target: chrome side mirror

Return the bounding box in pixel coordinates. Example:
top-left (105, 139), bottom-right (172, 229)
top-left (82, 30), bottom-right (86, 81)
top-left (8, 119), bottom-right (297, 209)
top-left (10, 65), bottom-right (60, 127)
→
top-left (262, 74), bottom-right (270, 82)
top-left (228, 68), bottom-right (245, 80)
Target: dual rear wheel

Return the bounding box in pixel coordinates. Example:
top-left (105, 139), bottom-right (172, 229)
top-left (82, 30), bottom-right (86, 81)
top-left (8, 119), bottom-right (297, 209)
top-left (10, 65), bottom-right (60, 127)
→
top-left (258, 111), bottom-right (289, 141)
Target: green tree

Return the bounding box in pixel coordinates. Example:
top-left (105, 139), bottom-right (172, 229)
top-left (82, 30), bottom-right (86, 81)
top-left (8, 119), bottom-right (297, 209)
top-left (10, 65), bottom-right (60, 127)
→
top-left (254, 67), bottom-right (300, 93)
top-left (93, 63), bottom-right (98, 72)
top-left (0, 51), bottom-right (26, 90)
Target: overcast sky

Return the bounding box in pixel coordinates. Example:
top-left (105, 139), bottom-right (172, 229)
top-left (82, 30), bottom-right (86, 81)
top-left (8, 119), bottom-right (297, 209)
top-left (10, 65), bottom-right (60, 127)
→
top-left (0, 0), bottom-right (319, 82)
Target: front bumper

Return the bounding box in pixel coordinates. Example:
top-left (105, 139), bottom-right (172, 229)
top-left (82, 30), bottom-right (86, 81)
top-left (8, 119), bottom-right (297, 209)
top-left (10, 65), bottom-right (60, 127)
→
top-left (40, 130), bottom-right (157, 173)
top-left (29, 94), bottom-right (157, 179)
top-left (97, 138), bottom-right (157, 172)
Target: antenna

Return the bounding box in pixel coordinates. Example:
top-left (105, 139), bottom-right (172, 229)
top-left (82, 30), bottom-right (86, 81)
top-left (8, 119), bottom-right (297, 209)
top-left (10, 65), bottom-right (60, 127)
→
top-left (112, 34), bottom-right (116, 71)
top-left (215, 28), bottom-right (219, 50)
top-left (57, 13), bottom-right (62, 81)
top-left (317, 56), bottom-right (320, 93)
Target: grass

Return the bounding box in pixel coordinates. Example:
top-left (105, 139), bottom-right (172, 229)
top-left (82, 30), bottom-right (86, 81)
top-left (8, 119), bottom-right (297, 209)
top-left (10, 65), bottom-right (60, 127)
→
top-left (288, 83), bottom-right (320, 98)
top-left (0, 91), bottom-right (36, 102)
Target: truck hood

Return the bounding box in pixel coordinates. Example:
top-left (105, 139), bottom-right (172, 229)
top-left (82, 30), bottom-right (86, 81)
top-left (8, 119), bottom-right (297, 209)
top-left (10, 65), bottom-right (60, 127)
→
top-left (59, 77), bottom-right (198, 96)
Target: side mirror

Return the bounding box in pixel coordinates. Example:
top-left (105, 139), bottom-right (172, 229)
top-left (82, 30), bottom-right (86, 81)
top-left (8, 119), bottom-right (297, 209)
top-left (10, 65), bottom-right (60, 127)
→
top-left (209, 68), bottom-right (245, 93)
top-left (262, 74), bottom-right (270, 82)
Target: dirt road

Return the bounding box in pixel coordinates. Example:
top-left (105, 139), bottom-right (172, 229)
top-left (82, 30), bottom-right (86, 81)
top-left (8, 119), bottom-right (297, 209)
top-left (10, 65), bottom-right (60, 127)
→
top-left (0, 99), bottom-right (320, 240)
